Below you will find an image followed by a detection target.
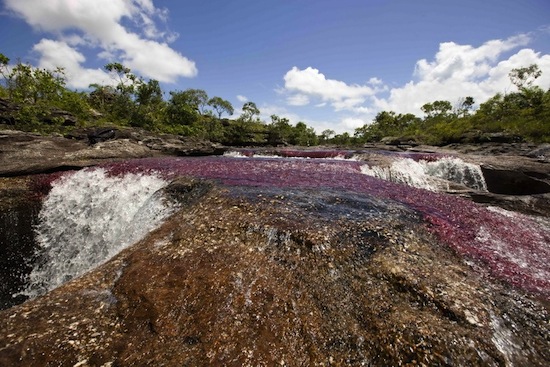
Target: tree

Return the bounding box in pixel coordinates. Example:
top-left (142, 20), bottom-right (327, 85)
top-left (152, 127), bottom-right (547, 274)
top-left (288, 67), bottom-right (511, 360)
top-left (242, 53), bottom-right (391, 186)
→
top-left (267, 114), bottom-right (293, 145)
top-left (292, 121), bottom-right (318, 146)
top-left (319, 129), bottom-right (335, 143)
top-left (421, 100), bottom-right (453, 119)
top-left (166, 90), bottom-right (200, 128)
top-left (456, 96), bottom-right (475, 117)
top-left (241, 101), bottom-right (260, 122)
top-left (509, 64), bottom-right (541, 91)
top-left (332, 132), bottom-right (351, 145)
top-left (105, 62), bottom-right (138, 97)
top-left (132, 79), bottom-right (165, 129)
top-left (0, 53), bottom-right (10, 95)
top-left (176, 89), bottom-right (209, 114)
top-left (208, 96), bottom-right (234, 118)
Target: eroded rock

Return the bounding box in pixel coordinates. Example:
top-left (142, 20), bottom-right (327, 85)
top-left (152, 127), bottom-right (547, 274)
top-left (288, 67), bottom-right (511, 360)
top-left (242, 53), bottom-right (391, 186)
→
top-left (0, 184), bottom-right (548, 366)
top-left (0, 129), bottom-right (224, 176)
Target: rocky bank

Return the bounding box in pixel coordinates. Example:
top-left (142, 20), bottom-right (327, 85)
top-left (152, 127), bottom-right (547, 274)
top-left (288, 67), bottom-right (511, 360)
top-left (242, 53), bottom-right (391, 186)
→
top-left (0, 129), bottom-right (549, 366)
top-left (0, 128), bottom-right (223, 177)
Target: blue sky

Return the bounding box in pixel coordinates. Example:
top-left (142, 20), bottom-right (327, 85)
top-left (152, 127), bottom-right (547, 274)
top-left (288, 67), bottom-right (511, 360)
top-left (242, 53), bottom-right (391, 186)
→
top-left (1, 0), bottom-right (549, 133)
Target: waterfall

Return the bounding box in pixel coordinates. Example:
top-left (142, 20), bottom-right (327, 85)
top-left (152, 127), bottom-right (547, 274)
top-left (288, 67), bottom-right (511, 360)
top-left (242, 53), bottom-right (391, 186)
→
top-left (22, 168), bottom-right (176, 298)
top-left (361, 157), bottom-right (487, 192)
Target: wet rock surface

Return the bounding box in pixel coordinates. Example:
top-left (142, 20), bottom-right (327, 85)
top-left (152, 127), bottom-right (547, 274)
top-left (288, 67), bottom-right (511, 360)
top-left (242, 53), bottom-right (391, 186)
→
top-left (0, 136), bottom-right (549, 366)
top-left (0, 183), bottom-right (549, 366)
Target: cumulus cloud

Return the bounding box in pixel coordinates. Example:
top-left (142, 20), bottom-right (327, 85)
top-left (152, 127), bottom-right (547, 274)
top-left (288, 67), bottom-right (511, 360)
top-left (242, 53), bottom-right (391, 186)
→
top-left (281, 32), bottom-right (550, 131)
top-left (32, 39), bottom-right (111, 89)
top-left (4, 0), bottom-right (196, 87)
top-left (382, 34), bottom-right (550, 115)
top-left (286, 94), bottom-right (309, 106)
top-left (283, 66), bottom-right (376, 111)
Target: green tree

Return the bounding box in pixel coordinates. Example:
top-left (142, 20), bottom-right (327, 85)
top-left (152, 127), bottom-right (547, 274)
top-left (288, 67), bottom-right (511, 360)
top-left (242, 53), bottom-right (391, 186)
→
top-left (456, 96), bottom-right (475, 117)
top-left (320, 129), bottom-right (335, 143)
top-left (208, 96), bottom-right (234, 118)
top-left (166, 90), bottom-right (201, 130)
top-left (105, 62), bottom-right (138, 97)
top-left (331, 132), bottom-right (351, 145)
top-left (132, 79), bottom-right (165, 129)
top-left (421, 100), bottom-right (453, 119)
top-left (240, 101), bottom-right (260, 122)
top-left (177, 89), bottom-right (209, 114)
top-left (267, 114), bottom-right (293, 145)
top-left (292, 121), bottom-right (318, 146)
top-left (509, 64), bottom-right (541, 90)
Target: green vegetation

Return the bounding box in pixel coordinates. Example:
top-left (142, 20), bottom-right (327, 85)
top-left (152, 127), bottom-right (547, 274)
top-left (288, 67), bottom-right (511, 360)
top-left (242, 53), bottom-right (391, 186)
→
top-left (354, 64), bottom-right (550, 145)
top-left (0, 53), bottom-right (548, 145)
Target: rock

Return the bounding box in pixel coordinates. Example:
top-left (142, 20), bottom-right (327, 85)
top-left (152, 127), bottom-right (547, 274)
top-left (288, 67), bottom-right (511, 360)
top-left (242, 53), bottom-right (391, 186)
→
top-left (474, 132), bottom-right (524, 144)
top-left (526, 144), bottom-right (550, 161)
top-left (44, 108), bottom-right (78, 126)
top-left (0, 129), bottom-right (224, 177)
top-left (0, 98), bottom-right (17, 125)
top-left (380, 136), bottom-right (419, 147)
top-left (87, 128), bottom-right (116, 145)
top-left (0, 184), bottom-right (548, 366)
top-left (481, 165), bottom-right (550, 195)
top-left (0, 177), bottom-right (41, 309)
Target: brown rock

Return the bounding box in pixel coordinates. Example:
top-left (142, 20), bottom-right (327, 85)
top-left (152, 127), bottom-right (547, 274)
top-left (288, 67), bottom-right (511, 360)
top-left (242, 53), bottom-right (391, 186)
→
top-left (0, 129), bottom-right (224, 177)
top-left (1, 185), bottom-right (547, 366)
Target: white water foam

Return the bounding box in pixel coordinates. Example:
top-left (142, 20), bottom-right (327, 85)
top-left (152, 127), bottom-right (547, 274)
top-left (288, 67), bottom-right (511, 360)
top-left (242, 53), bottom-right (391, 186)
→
top-left (22, 168), bottom-right (175, 298)
top-left (223, 150), bottom-right (358, 161)
top-left (223, 151), bottom-right (248, 158)
top-left (361, 157), bottom-right (487, 192)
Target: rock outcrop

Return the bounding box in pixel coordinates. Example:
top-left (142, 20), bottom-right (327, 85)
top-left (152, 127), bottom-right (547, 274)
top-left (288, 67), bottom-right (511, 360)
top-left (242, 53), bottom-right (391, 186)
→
top-left (0, 129), bottom-right (224, 176)
top-left (0, 183), bottom-right (548, 366)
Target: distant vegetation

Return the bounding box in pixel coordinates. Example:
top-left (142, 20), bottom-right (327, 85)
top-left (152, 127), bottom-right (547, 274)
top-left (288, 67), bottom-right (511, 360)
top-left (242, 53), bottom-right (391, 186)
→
top-left (1, 52), bottom-right (549, 145)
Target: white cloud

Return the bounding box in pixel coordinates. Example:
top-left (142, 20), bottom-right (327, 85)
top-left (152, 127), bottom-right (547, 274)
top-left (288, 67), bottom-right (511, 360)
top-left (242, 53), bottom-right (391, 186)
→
top-left (383, 35), bottom-right (550, 115)
top-left (341, 117), bottom-right (367, 130)
top-left (280, 32), bottom-right (550, 132)
top-left (283, 66), bottom-right (376, 111)
top-left (286, 94), bottom-right (309, 106)
top-left (5, 0), bottom-right (197, 85)
top-left (237, 95), bottom-right (248, 102)
top-left (32, 39), bottom-right (112, 89)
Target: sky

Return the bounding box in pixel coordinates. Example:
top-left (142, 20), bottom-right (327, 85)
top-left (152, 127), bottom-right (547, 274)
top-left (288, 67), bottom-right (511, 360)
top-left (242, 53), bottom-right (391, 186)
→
top-left (1, 0), bottom-right (550, 134)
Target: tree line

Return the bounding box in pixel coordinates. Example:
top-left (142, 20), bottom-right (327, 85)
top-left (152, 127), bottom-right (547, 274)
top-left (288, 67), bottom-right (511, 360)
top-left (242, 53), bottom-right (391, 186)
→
top-left (0, 54), bottom-right (319, 146)
top-left (1, 53), bottom-right (548, 145)
top-left (353, 64), bottom-right (550, 144)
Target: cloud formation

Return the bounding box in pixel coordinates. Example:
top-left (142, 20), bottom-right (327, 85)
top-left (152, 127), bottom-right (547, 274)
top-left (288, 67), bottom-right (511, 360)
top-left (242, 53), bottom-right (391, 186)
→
top-left (283, 67), bottom-right (377, 112)
top-left (236, 95), bottom-right (249, 103)
top-left (381, 34), bottom-right (550, 114)
top-left (5, 0), bottom-right (197, 87)
top-left (281, 33), bottom-right (550, 132)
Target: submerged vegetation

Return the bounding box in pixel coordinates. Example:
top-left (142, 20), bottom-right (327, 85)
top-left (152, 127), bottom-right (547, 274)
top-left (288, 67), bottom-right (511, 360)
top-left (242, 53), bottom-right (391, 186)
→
top-left (1, 52), bottom-right (549, 145)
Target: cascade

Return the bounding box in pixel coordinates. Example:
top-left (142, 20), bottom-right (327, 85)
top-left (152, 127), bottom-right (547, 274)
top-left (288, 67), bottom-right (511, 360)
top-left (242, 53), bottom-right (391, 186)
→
top-left (361, 157), bottom-right (487, 191)
top-left (22, 168), bottom-right (176, 298)
top-left (12, 155), bottom-right (549, 302)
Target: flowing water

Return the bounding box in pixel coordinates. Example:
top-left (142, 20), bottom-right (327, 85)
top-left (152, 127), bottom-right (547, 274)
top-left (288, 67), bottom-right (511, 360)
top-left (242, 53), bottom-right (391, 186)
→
top-left (21, 168), bottom-right (177, 298)
top-left (6, 152), bottom-right (550, 305)
top-left (361, 157), bottom-right (487, 191)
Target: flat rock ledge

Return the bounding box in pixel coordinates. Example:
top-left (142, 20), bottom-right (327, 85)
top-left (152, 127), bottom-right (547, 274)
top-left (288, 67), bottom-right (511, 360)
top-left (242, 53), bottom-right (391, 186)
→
top-left (0, 183), bottom-right (548, 366)
top-left (0, 128), bottom-right (224, 177)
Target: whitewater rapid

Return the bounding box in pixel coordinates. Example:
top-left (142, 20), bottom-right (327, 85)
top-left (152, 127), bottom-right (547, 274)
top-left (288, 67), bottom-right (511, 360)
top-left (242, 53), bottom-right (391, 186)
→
top-left (22, 168), bottom-right (176, 298)
top-left (361, 157), bottom-right (487, 192)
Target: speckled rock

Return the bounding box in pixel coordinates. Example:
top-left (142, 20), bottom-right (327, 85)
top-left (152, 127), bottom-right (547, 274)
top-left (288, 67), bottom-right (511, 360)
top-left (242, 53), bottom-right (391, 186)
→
top-left (1, 183), bottom-right (548, 366)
